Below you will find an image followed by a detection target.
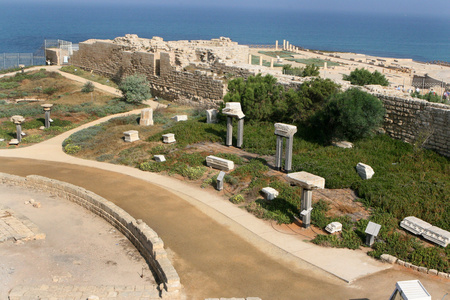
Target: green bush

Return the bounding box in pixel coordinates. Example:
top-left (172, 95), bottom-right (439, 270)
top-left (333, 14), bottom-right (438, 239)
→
top-left (118, 74), bottom-right (152, 104)
top-left (230, 194), bottom-right (245, 204)
top-left (81, 81), bottom-right (95, 93)
top-left (64, 144), bottom-right (81, 154)
top-left (313, 88), bottom-right (385, 142)
top-left (343, 68), bottom-right (389, 86)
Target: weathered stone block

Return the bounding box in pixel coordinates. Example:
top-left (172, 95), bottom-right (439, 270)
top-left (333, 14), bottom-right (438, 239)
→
top-left (154, 155), bottom-right (166, 162)
top-left (325, 222), bottom-right (342, 234)
top-left (261, 187), bottom-right (279, 200)
top-left (428, 269), bottom-right (438, 275)
top-left (162, 133), bottom-right (176, 144)
top-left (332, 141), bottom-right (353, 149)
top-left (356, 162), bottom-right (374, 180)
top-left (206, 155), bottom-right (234, 171)
top-left (222, 102), bottom-right (245, 119)
top-left (140, 108), bottom-right (153, 126)
top-left (171, 115), bottom-right (188, 122)
top-left (287, 172), bottom-right (325, 190)
top-left (421, 226), bottom-right (450, 247)
top-left (400, 216), bottom-right (432, 235)
top-left (206, 109), bottom-right (218, 123)
top-left (123, 130), bottom-right (139, 142)
top-left (380, 254), bottom-right (397, 264)
top-left (274, 123), bottom-right (297, 137)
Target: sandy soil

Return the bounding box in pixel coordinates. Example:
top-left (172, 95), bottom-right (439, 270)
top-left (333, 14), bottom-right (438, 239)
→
top-left (0, 184), bottom-right (155, 299)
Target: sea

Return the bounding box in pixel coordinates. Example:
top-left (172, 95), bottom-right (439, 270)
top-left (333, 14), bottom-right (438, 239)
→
top-left (0, 2), bottom-right (449, 63)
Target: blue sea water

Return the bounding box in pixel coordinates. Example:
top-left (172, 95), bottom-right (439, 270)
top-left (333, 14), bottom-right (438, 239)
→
top-left (0, 3), bottom-right (449, 62)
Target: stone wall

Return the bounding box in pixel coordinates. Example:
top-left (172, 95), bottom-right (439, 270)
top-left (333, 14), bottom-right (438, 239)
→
top-left (0, 173), bottom-right (181, 297)
top-left (378, 94), bottom-right (450, 157)
top-left (71, 40), bottom-right (225, 107)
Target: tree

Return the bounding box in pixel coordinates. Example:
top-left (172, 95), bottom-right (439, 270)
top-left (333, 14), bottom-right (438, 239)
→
top-left (118, 74), bottom-right (152, 103)
top-left (81, 81), bottom-right (94, 93)
top-left (343, 68), bottom-right (389, 86)
top-left (315, 88), bottom-right (385, 142)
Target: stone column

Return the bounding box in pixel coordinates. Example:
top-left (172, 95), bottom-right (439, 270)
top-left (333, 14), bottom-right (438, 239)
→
top-left (275, 136), bottom-right (283, 170)
top-left (259, 56), bottom-right (263, 66)
top-left (285, 136), bottom-right (294, 173)
top-left (237, 118), bottom-right (244, 148)
top-left (270, 58), bottom-right (274, 69)
top-left (283, 40), bottom-right (286, 50)
top-left (248, 54), bottom-right (252, 64)
top-left (275, 40), bottom-right (278, 50)
top-left (10, 115), bottom-right (25, 143)
top-left (226, 117), bottom-right (233, 146)
top-left (287, 172), bottom-right (325, 228)
top-left (41, 104), bottom-right (53, 128)
top-left (286, 41), bottom-right (289, 51)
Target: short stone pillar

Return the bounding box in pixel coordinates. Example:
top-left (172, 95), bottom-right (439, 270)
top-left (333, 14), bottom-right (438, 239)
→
top-left (365, 221), bottom-right (381, 246)
top-left (259, 56), bottom-right (263, 66)
top-left (287, 172), bottom-right (325, 228)
top-left (270, 58), bottom-right (274, 69)
top-left (206, 109), bottom-right (218, 124)
top-left (10, 115), bottom-right (25, 143)
top-left (140, 108), bottom-right (153, 126)
top-left (216, 171), bottom-right (225, 191)
top-left (248, 54), bottom-right (252, 64)
top-left (275, 40), bottom-right (278, 50)
top-left (274, 123), bottom-right (297, 173)
top-left (123, 130), bottom-right (139, 142)
top-left (162, 133), bottom-right (176, 144)
top-left (41, 104), bottom-right (53, 128)
top-left (261, 187), bottom-right (279, 201)
top-left (222, 102), bottom-right (245, 148)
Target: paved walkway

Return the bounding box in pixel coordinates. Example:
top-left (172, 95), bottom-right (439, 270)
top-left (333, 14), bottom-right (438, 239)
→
top-left (1, 68), bottom-right (448, 299)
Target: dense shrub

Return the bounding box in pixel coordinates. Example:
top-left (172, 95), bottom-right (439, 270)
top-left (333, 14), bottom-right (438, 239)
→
top-left (410, 91), bottom-right (444, 103)
top-left (343, 68), bottom-right (389, 86)
top-left (223, 75), bottom-right (340, 124)
top-left (313, 88), bottom-right (385, 142)
top-left (118, 74), bottom-right (152, 104)
top-left (81, 81), bottom-right (95, 93)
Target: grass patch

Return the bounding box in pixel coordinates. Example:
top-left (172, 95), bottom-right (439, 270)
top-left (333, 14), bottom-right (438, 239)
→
top-left (285, 58), bottom-right (340, 67)
top-left (60, 65), bottom-right (118, 88)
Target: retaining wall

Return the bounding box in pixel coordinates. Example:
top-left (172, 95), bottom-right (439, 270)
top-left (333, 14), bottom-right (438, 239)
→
top-left (377, 94), bottom-right (450, 157)
top-left (0, 173), bottom-right (181, 297)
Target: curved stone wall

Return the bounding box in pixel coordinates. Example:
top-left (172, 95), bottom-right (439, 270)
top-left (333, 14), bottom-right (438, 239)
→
top-left (0, 173), bottom-right (181, 296)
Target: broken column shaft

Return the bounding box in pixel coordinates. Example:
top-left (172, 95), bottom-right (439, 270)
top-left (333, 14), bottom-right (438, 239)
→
top-left (41, 104), bottom-right (53, 129)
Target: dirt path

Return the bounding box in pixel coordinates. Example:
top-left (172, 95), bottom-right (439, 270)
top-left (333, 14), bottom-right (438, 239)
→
top-left (0, 157), bottom-right (356, 300)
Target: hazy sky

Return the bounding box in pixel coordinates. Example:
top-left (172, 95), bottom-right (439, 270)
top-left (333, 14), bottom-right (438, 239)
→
top-left (3, 0), bottom-right (449, 17)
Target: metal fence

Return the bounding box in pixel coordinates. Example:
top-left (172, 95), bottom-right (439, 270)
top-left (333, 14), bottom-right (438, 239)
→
top-left (0, 52), bottom-right (45, 70)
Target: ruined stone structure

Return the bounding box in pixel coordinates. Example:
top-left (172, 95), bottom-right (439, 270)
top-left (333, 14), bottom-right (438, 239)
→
top-left (71, 35), bottom-right (449, 158)
top-left (71, 35), bottom-right (249, 106)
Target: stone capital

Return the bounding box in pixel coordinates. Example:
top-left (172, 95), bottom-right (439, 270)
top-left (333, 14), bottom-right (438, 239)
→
top-left (10, 115), bottom-right (25, 124)
top-left (274, 123), bottom-right (297, 137)
top-left (222, 102), bottom-right (245, 119)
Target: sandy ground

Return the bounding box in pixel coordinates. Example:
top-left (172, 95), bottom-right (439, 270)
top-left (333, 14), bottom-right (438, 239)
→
top-left (0, 184), bottom-right (155, 299)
